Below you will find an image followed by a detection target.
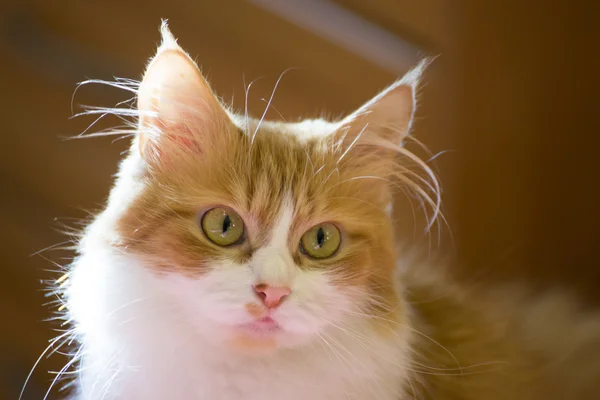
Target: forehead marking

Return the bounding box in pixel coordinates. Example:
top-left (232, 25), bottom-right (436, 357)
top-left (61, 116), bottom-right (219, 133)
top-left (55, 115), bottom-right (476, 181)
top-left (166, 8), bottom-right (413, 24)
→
top-left (251, 195), bottom-right (295, 286)
top-left (267, 195), bottom-right (294, 249)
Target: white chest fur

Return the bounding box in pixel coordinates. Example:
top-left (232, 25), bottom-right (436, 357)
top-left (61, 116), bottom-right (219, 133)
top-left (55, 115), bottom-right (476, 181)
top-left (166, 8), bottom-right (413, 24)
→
top-left (77, 346), bottom-right (402, 400)
top-left (67, 246), bottom-right (409, 400)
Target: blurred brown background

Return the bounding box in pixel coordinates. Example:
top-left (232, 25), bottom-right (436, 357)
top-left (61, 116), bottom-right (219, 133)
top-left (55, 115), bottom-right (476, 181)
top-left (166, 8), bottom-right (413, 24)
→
top-left (1, 0), bottom-right (598, 398)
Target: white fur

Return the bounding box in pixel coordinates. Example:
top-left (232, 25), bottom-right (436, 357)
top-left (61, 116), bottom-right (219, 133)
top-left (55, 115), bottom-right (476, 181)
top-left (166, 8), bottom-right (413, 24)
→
top-left (65, 147), bottom-right (413, 399)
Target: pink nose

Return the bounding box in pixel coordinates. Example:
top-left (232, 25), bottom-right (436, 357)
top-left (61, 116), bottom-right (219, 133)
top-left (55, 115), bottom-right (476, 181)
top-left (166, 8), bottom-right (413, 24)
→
top-left (253, 284), bottom-right (291, 309)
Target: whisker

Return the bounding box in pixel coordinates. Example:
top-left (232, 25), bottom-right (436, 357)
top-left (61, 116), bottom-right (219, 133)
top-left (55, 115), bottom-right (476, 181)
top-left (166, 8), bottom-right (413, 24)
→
top-left (19, 330), bottom-right (74, 400)
top-left (251, 68), bottom-right (296, 144)
top-left (337, 123), bottom-right (369, 165)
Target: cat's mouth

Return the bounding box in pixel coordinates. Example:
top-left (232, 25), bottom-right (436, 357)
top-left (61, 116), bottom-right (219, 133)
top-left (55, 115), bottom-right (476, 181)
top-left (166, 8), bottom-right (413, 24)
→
top-left (227, 316), bottom-right (285, 353)
top-left (238, 316), bottom-right (281, 336)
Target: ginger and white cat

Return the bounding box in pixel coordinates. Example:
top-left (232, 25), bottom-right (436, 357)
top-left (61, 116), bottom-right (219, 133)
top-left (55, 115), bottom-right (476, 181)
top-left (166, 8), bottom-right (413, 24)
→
top-left (54, 22), bottom-right (600, 399)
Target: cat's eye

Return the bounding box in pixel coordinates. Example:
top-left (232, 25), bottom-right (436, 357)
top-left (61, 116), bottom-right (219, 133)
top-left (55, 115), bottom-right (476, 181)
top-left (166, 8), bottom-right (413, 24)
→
top-left (300, 223), bottom-right (341, 259)
top-left (201, 207), bottom-right (245, 246)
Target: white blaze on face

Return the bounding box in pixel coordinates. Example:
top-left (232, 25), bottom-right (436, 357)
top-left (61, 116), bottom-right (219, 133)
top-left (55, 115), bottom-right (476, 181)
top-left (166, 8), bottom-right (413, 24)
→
top-left (251, 196), bottom-right (296, 287)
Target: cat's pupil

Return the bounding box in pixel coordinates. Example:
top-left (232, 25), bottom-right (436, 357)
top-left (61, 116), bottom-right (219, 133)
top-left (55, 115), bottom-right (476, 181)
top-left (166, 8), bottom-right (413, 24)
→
top-left (222, 215), bottom-right (231, 235)
top-left (316, 228), bottom-right (325, 248)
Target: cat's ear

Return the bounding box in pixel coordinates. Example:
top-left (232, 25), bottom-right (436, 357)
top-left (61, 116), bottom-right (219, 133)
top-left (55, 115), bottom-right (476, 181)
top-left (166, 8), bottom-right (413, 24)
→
top-left (137, 21), bottom-right (234, 163)
top-left (336, 59), bottom-right (429, 151)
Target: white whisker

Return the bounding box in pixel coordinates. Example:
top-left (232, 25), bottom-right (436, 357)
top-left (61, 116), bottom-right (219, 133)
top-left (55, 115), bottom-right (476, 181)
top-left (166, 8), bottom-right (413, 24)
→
top-left (251, 68), bottom-right (295, 144)
top-left (19, 330), bottom-right (73, 400)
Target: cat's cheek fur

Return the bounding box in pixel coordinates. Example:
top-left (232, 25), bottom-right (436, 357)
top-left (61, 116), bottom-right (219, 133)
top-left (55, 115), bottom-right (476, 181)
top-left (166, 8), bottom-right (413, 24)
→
top-left (67, 249), bottom-right (173, 399)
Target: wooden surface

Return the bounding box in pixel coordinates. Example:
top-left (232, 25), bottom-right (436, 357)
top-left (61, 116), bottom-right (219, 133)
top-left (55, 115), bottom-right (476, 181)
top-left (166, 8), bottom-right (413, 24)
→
top-left (1, 0), bottom-right (598, 398)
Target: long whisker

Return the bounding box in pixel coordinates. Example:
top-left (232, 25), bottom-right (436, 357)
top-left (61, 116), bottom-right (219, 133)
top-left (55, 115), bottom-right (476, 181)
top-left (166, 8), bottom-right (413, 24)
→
top-left (243, 74), bottom-right (264, 136)
top-left (337, 123), bottom-right (369, 165)
top-left (44, 344), bottom-right (83, 400)
top-left (251, 68), bottom-right (296, 144)
top-left (19, 329), bottom-right (75, 400)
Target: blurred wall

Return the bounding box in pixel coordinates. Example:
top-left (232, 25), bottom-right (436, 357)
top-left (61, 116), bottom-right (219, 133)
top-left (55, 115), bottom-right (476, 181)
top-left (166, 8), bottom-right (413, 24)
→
top-left (451, 0), bottom-right (599, 295)
top-left (0, 0), bottom-right (598, 398)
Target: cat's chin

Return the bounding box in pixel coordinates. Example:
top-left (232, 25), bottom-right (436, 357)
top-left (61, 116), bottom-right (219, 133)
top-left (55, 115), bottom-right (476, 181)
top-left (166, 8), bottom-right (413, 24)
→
top-left (226, 331), bottom-right (281, 355)
top-left (213, 321), bottom-right (312, 355)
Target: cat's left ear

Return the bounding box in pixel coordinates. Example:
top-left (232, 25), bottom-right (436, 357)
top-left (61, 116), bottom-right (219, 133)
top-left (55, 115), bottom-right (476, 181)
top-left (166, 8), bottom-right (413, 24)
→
top-left (336, 59), bottom-right (429, 151)
top-left (136, 21), bottom-right (234, 164)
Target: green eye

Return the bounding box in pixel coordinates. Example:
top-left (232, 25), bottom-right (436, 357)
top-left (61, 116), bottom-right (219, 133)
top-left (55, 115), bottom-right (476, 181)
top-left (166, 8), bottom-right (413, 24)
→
top-left (300, 223), bottom-right (341, 259)
top-left (201, 207), bottom-right (245, 246)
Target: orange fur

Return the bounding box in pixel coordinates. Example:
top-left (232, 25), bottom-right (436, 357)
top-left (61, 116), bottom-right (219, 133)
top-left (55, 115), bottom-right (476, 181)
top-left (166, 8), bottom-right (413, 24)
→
top-left (245, 302), bottom-right (266, 319)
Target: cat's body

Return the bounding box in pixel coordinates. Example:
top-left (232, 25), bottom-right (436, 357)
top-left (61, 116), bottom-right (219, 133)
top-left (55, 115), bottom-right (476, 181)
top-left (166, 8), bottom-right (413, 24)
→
top-left (57, 23), bottom-right (600, 400)
top-left (404, 267), bottom-right (600, 399)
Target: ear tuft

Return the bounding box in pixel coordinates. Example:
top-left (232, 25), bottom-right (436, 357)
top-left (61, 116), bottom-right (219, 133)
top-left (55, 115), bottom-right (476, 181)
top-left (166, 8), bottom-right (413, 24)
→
top-left (158, 19), bottom-right (181, 53)
top-left (396, 57), bottom-right (433, 92)
top-left (136, 20), bottom-right (234, 165)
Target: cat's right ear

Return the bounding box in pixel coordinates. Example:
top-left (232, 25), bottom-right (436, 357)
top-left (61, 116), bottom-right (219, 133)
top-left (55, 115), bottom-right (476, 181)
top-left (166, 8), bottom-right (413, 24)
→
top-left (136, 21), bottom-right (234, 164)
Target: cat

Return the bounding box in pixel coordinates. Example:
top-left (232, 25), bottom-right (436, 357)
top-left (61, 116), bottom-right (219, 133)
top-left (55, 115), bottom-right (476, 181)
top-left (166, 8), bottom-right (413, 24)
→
top-left (49, 21), bottom-right (600, 399)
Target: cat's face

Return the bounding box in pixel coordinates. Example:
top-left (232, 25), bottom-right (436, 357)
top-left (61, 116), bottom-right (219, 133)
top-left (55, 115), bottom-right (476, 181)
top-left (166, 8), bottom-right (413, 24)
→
top-left (112, 24), bottom-right (424, 354)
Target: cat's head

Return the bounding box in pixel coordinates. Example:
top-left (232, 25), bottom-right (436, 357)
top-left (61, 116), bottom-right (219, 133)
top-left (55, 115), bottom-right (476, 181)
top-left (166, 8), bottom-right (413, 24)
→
top-left (109, 22), bottom-right (434, 354)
